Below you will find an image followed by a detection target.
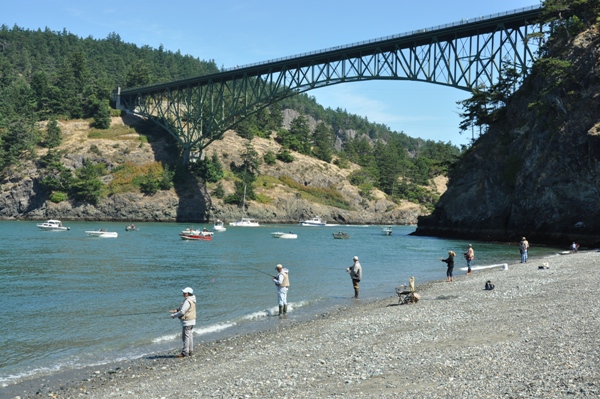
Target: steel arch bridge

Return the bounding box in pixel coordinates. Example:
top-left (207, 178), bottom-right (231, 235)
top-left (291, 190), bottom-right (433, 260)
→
top-left (117, 6), bottom-right (544, 163)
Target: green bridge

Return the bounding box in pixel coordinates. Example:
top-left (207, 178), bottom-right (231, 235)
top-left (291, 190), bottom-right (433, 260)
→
top-left (117, 6), bottom-right (544, 163)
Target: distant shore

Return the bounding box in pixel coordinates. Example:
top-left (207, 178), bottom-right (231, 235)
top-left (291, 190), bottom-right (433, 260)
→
top-left (5, 250), bottom-right (600, 398)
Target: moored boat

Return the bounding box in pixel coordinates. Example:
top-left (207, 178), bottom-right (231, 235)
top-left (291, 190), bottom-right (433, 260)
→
top-left (333, 231), bottom-right (350, 239)
top-left (271, 231), bottom-right (298, 239)
top-left (179, 229), bottom-right (213, 240)
top-left (125, 224), bottom-right (138, 231)
top-left (299, 216), bottom-right (326, 226)
top-left (213, 220), bottom-right (226, 232)
top-left (85, 229), bottom-right (118, 238)
top-left (37, 220), bottom-right (70, 231)
top-left (229, 217), bottom-right (260, 227)
top-left (381, 226), bottom-right (392, 236)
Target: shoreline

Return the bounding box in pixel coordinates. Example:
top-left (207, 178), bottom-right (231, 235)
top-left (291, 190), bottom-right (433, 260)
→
top-left (4, 251), bottom-right (600, 398)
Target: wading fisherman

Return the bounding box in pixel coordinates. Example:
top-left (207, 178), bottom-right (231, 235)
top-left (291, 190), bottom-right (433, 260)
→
top-left (170, 287), bottom-right (196, 357)
top-left (347, 255), bottom-right (362, 298)
top-left (272, 264), bottom-right (290, 315)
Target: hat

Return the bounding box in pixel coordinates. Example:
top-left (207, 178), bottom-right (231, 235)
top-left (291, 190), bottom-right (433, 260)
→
top-left (468, 244), bottom-right (472, 247)
top-left (522, 237), bottom-right (526, 240)
top-left (275, 264), bottom-right (283, 269)
top-left (353, 256), bottom-right (358, 261)
top-left (182, 287), bottom-right (193, 294)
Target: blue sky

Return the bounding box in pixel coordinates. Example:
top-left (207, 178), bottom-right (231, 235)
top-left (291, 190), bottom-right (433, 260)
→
top-left (6, 0), bottom-right (541, 147)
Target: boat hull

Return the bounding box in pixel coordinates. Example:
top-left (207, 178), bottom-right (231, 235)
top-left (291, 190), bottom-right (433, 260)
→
top-left (180, 234), bottom-right (212, 241)
top-left (271, 232), bottom-right (297, 239)
top-left (85, 231), bottom-right (118, 238)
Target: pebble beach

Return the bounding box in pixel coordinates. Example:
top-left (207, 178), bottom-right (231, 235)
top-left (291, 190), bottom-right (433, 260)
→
top-left (6, 250), bottom-right (599, 399)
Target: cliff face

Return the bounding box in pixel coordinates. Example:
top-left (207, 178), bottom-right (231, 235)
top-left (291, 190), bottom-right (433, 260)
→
top-left (0, 117), bottom-right (426, 224)
top-left (415, 26), bottom-right (600, 246)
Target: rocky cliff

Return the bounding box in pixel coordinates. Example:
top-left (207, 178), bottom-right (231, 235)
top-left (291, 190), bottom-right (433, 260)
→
top-left (415, 25), bottom-right (600, 247)
top-left (0, 115), bottom-right (429, 224)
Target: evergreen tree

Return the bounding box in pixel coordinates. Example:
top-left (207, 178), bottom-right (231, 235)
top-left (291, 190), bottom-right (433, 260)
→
top-left (312, 122), bottom-right (334, 162)
top-left (45, 117), bottom-right (62, 148)
top-left (91, 100), bottom-right (111, 129)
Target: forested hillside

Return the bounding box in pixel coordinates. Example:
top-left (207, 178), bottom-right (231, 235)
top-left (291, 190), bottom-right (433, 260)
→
top-left (0, 24), bottom-right (460, 216)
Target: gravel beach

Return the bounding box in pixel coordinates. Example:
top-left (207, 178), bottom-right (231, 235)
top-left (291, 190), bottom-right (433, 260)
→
top-left (5, 250), bottom-right (599, 399)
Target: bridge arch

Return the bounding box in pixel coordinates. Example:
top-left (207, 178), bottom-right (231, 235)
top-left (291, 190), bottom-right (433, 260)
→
top-left (118, 6), bottom-right (543, 163)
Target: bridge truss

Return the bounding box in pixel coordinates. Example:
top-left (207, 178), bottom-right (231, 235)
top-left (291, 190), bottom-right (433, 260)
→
top-left (118, 6), bottom-right (544, 163)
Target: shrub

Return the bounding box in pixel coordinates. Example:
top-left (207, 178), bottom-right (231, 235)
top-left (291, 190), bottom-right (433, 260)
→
top-left (49, 191), bottom-right (68, 203)
top-left (276, 149), bottom-right (294, 163)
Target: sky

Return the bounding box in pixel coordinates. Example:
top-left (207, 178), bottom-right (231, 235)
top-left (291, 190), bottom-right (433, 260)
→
top-left (6, 0), bottom-right (541, 147)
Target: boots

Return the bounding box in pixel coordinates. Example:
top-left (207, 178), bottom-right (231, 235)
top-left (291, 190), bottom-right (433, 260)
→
top-left (278, 305), bottom-right (283, 316)
top-left (283, 304), bottom-right (287, 314)
top-left (354, 288), bottom-right (359, 299)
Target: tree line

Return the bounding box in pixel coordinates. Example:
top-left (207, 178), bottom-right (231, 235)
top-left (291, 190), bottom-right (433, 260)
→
top-left (0, 24), bottom-right (462, 209)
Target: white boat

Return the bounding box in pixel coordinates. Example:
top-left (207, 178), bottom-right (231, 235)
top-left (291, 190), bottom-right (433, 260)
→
top-left (299, 216), bottom-right (326, 226)
top-left (85, 229), bottom-right (118, 238)
top-left (271, 231), bottom-right (298, 239)
top-left (229, 217), bottom-right (260, 227)
top-left (381, 226), bottom-right (392, 236)
top-left (179, 229), bottom-right (213, 241)
top-left (229, 185), bottom-right (260, 227)
top-left (459, 263), bottom-right (508, 272)
top-left (180, 227), bottom-right (214, 237)
top-left (213, 220), bottom-right (226, 232)
top-left (37, 220), bottom-right (70, 231)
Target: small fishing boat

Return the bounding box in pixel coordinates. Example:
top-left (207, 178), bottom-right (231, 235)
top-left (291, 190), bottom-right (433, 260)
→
top-left (333, 231), bottom-right (350, 239)
top-left (381, 226), bottom-right (392, 236)
top-left (37, 220), bottom-right (70, 231)
top-left (181, 227), bottom-right (213, 236)
top-left (213, 220), bottom-right (226, 232)
top-left (179, 229), bottom-right (213, 241)
top-left (125, 224), bottom-right (138, 231)
top-left (299, 216), bottom-right (326, 226)
top-left (271, 231), bottom-right (298, 239)
top-left (85, 229), bottom-right (118, 238)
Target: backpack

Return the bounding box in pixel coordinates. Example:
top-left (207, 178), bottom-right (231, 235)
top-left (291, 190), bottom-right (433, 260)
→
top-left (485, 280), bottom-right (495, 290)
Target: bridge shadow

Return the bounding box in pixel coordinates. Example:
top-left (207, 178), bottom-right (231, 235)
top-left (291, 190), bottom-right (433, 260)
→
top-left (121, 113), bottom-right (210, 223)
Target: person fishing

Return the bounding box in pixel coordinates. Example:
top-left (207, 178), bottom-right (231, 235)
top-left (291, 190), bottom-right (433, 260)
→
top-left (464, 244), bottom-right (474, 274)
top-left (170, 287), bottom-right (196, 358)
top-left (272, 264), bottom-right (290, 315)
top-left (440, 250), bottom-right (456, 282)
top-left (347, 255), bottom-right (362, 298)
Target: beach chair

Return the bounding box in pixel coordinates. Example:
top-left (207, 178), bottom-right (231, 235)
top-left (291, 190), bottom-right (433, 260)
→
top-left (395, 277), bottom-right (420, 304)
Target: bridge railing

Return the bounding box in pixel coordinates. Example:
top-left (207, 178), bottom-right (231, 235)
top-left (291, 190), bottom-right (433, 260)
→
top-left (222, 5), bottom-right (541, 72)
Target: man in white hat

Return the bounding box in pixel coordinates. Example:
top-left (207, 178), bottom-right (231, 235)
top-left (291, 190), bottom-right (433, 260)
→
top-left (347, 256), bottom-right (362, 298)
top-left (170, 287), bottom-right (196, 357)
top-left (272, 264), bottom-right (290, 316)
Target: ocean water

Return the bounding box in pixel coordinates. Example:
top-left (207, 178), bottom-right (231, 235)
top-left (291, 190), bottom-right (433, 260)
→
top-left (0, 220), bottom-right (561, 387)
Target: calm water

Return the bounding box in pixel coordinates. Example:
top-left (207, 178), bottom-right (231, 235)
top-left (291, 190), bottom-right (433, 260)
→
top-left (0, 220), bottom-right (561, 387)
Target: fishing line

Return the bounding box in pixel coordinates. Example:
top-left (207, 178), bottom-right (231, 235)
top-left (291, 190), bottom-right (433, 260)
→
top-left (250, 267), bottom-right (276, 278)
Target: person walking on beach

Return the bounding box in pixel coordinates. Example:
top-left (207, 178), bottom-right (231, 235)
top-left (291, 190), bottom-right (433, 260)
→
top-left (440, 251), bottom-right (456, 282)
top-left (347, 256), bottom-right (362, 298)
top-left (170, 287), bottom-right (196, 358)
top-left (519, 237), bottom-right (529, 263)
top-left (272, 264), bottom-right (290, 315)
top-left (464, 244), bottom-right (474, 274)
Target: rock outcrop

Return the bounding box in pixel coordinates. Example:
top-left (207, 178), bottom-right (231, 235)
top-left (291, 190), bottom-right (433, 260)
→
top-left (0, 117), bottom-right (425, 224)
top-left (415, 25), bottom-right (600, 247)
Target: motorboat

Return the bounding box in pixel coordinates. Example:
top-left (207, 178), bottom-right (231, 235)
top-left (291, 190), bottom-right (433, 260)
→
top-left (85, 229), bottom-right (118, 238)
top-left (381, 226), bottom-right (393, 236)
top-left (179, 229), bottom-right (213, 241)
top-left (125, 224), bottom-right (138, 231)
top-left (271, 231), bottom-right (298, 239)
top-left (298, 216), bottom-right (326, 226)
top-left (37, 220), bottom-right (70, 231)
top-left (180, 227), bottom-right (214, 237)
top-left (229, 217), bottom-right (260, 227)
top-left (213, 220), bottom-right (226, 232)
top-left (332, 231), bottom-right (350, 239)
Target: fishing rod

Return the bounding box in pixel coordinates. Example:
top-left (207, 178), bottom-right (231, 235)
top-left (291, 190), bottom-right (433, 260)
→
top-left (250, 267), bottom-right (276, 278)
top-left (98, 310), bottom-right (170, 318)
